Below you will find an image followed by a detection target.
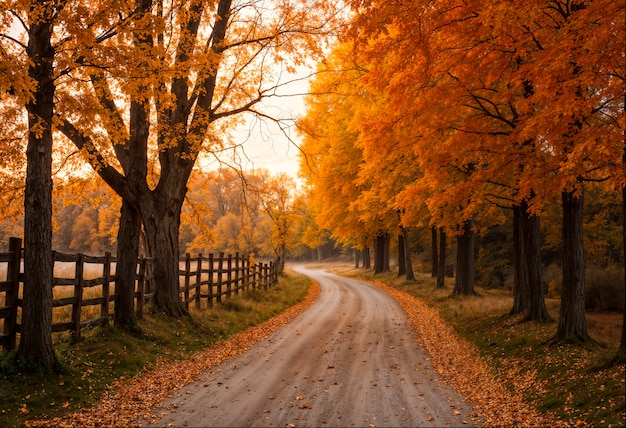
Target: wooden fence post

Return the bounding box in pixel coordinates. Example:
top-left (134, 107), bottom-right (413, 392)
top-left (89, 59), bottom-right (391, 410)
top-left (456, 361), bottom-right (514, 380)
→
top-left (101, 252), bottom-right (111, 326)
top-left (235, 252), bottom-right (236, 295)
top-left (72, 254), bottom-right (85, 338)
top-left (183, 253), bottom-right (191, 310)
top-left (136, 257), bottom-right (147, 319)
top-left (195, 254), bottom-right (202, 308)
top-left (243, 255), bottom-right (249, 291)
top-left (263, 263), bottom-right (269, 290)
top-left (227, 254), bottom-right (233, 298)
top-left (217, 252), bottom-right (224, 303)
top-left (252, 263), bottom-right (258, 290)
top-left (208, 254), bottom-right (214, 306)
top-left (2, 237), bottom-right (22, 351)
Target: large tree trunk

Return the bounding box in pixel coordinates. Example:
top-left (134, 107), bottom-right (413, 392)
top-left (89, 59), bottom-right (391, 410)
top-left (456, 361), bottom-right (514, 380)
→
top-left (401, 225), bottom-right (415, 281)
top-left (511, 201), bottom-right (552, 322)
top-left (552, 189), bottom-right (589, 343)
top-left (114, 200), bottom-right (141, 330)
top-left (431, 226), bottom-right (438, 278)
top-left (437, 228), bottom-right (446, 288)
top-left (18, 3), bottom-right (58, 372)
top-left (453, 220), bottom-right (476, 295)
top-left (142, 194), bottom-right (187, 317)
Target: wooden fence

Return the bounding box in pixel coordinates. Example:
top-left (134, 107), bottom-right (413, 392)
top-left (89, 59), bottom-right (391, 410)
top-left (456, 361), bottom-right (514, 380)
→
top-left (0, 238), bottom-right (277, 352)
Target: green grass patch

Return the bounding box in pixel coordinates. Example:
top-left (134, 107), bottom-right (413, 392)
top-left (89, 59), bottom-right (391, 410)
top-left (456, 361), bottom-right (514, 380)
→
top-left (0, 269), bottom-right (310, 427)
top-left (327, 263), bottom-right (625, 427)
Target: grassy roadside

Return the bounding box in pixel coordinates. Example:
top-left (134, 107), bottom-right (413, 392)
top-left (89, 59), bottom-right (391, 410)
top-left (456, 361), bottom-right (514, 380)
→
top-left (0, 269), bottom-right (311, 428)
top-left (323, 262), bottom-right (625, 427)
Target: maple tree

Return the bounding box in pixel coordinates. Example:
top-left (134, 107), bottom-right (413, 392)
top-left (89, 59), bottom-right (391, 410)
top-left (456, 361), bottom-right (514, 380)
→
top-left (251, 170), bottom-right (300, 274)
top-left (344, 0), bottom-right (623, 323)
top-left (2, 0), bottom-right (68, 372)
top-left (297, 44), bottom-right (373, 259)
top-left (46, 0), bottom-right (341, 321)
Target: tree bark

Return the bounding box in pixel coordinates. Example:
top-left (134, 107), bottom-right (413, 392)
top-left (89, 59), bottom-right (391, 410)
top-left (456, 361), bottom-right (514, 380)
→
top-left (18, 1), bottom-right (59, 372)
top-left (374, 234), bottom-right (385, 273)
top-left (431, 226), bottom-right (438, 278)
top-left (621, 182), bottom-right (626, 356)
top-left (142, 193), bottom-right (188, 317)
top-left (437, 228), bottom-right (446, 288)
top-left (511, 200), bottom-right (552, 322)
top-left (552, 189), bottom-right (589, 343)
top-left (114, 200), bottom-right (141, 330)
top-left (384, 232), bottom-right (390, 272)
top-left (354, 248), bottom-right (360, 268)
top-left (363, 247), bottom-right (371, 269)
top-left (374, 233), bottom-right (390, 274)
top-left (397, 233), bottom-right (406, 276)
top-left (620, 181), bottom-right (626, 356)
top-left (453, 220), bottom-right (476, 295)
top-left (401, 225), bottom-right (415, 280)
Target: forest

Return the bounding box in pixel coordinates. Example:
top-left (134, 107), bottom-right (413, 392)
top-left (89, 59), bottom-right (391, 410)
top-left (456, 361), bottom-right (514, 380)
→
top-left (0, 0), bottom-right (624, 389)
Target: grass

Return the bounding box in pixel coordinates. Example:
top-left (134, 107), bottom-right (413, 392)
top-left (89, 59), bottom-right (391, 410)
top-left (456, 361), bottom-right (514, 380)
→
top-left (323, 262), bottom-right (625, 427)
top-left (0, 268), bottom-right (310, 428)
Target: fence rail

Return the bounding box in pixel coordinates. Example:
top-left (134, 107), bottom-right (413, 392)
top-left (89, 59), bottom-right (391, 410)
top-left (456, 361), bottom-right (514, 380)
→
top-left (0, 238), bottom-right (277, 352)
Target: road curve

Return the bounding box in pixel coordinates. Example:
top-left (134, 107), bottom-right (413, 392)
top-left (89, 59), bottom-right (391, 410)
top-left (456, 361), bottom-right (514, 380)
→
top-left (147, 266), bottom-right (479, 427)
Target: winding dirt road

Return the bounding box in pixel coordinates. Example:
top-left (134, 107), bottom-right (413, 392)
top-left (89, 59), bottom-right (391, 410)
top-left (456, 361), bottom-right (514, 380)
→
top-left (147, 266), bottom-right (480, 427)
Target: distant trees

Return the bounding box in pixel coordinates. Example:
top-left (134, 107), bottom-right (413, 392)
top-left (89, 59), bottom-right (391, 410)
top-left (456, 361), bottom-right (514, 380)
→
top-left (298, 0), bottom-right (624, 345)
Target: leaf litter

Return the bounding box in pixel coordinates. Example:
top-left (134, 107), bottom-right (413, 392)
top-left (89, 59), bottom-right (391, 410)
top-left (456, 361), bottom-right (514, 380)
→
top-left (27, 281), bottom-right (321, 427)
top-left (28, 276), bottom-right (584, 427)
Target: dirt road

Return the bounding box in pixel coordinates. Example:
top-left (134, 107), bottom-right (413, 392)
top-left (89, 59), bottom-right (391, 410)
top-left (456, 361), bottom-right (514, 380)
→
top-left (147, 266), bottom-right (480, 427)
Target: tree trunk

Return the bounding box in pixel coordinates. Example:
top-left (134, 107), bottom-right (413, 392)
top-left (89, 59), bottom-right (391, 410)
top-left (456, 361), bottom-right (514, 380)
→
top-left (383, 232), bottom-right (390, 272)
top-left (354, 248), bottom-right (360, 268)
top-left (363, 247), bottom-right (371, 269)
top-left (273, 240), bottom-right (286, 275)
top-left (397, 233), bottom-right (406, 276)
top-left (431, 226), bottom-right (438, 278)
top-left (142, 195), bottom-right (187, 317)
top-left (401, 225), bottom-right (415, 281)
top-left (620, 182), bottom-right (626, 357)
top-left (373, 233), bottom-right (390, 274)
top-left (114, 200), bottom-right (141, 330)
top-left (552, 189), bottom-right (589, 343)
top-left (437, 228), bottom-right (446, 288)
top-left (511, 201), bottom-right (552, 322)
top-left (18, 4), bottom-right (58, 372)
top-left (453, 220), bottom-right (476, 295)
top-left (374, 234), bottom-right (385, 273)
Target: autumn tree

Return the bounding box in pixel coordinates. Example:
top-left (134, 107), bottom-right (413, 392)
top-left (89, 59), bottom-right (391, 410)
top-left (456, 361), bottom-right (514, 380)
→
top-left (53, 0), bottom-right (340, 319)
top-left (10, 0), bottom-right (68, 372)
top-left (298, 43), bottom-right (379, 262)
top-left (510, 0), bottom-right (624, 342)
top-left (250, 171), bottom-right (299, 274)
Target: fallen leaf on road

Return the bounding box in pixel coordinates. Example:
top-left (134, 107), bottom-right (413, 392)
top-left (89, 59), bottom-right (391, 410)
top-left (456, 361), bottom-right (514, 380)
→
top-left (27, 281), bottom-right (321, 427)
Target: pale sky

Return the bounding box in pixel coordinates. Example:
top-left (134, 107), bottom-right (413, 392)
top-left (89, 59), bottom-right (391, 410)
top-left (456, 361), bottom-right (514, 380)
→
top-left (202, 66), bottom-right (312, 182)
